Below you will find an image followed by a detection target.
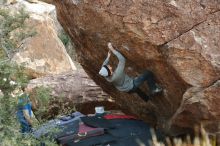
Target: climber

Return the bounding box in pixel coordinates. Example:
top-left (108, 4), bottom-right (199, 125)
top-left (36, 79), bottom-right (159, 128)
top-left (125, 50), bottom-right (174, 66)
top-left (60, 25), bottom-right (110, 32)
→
top-left (16, 86), bottom-right (36, 134)
top-left (99, 42), bottom-right (162, 102)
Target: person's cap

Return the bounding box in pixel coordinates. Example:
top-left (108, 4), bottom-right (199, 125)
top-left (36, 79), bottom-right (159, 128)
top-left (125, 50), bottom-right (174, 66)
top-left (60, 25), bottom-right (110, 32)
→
top-left (99, 65), bottom-right (110, 77)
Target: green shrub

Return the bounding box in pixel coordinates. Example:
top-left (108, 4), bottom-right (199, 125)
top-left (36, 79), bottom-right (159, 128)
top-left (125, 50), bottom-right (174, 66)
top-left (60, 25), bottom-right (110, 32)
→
top-left (0, 7), bottom-right (36, 59)
top-left (58, 29), bottom-right (70, 47)
top-left (0, 61), bottom-right (57, 146)
top-left (32, 86), bottom-right (53, 122)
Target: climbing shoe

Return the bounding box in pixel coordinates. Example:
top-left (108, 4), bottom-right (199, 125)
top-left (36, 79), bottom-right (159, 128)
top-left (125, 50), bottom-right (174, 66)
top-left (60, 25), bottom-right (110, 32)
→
top-left (150, 84), bottom-right (163, 96)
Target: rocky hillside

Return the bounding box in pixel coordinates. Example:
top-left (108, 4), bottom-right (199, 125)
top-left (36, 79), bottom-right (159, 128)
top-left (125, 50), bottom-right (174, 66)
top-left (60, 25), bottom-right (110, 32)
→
top-left (54, 0), bottom-right (220, 136)
top-left (27, 69), bottom-right (116, 118)
top-left (1, 0), bottom-right (76, 77)
top-left (1, 0), bottom-right (113, 120)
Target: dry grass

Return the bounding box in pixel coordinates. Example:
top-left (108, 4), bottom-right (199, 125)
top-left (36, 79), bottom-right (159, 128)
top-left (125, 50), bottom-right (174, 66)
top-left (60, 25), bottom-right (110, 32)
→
top-left (151, 127), bottom-right (217, 146)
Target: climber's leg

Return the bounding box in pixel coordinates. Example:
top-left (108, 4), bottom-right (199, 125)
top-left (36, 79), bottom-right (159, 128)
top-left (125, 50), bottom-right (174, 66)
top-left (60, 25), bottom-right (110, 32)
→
top-left (129, 80), bottom-right (150, 102)
top-left (133, 70), bottom-right (162, 95)
top-left (133, 87), bottom-right (150, 102)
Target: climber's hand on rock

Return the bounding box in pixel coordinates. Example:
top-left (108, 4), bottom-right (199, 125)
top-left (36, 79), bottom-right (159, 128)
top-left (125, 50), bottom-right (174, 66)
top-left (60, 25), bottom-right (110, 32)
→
top-left (107, 50), bottom-right (111, 57)
top-left (107, 42), bottom-right (115, 51)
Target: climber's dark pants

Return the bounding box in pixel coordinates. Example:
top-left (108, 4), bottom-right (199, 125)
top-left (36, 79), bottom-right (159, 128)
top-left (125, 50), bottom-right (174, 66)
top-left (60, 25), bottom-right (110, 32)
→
top-left (129, 70), bottom-right (157, 102)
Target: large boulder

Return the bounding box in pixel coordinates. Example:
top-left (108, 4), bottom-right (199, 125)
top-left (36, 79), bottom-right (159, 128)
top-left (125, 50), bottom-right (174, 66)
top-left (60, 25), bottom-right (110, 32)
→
top-left (27, 69), bottom-right (119, 118)
top-left (170, 81), bottom-right (220, 135)
top-left (10, 0), bottom-right (76, 77)
top-left (54, 0), bottom-right (220, 135)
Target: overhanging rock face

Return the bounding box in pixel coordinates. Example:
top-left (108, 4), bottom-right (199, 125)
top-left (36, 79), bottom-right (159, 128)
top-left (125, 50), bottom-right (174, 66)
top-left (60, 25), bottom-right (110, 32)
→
top-left (54, 0), bottom-right (220, 135)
